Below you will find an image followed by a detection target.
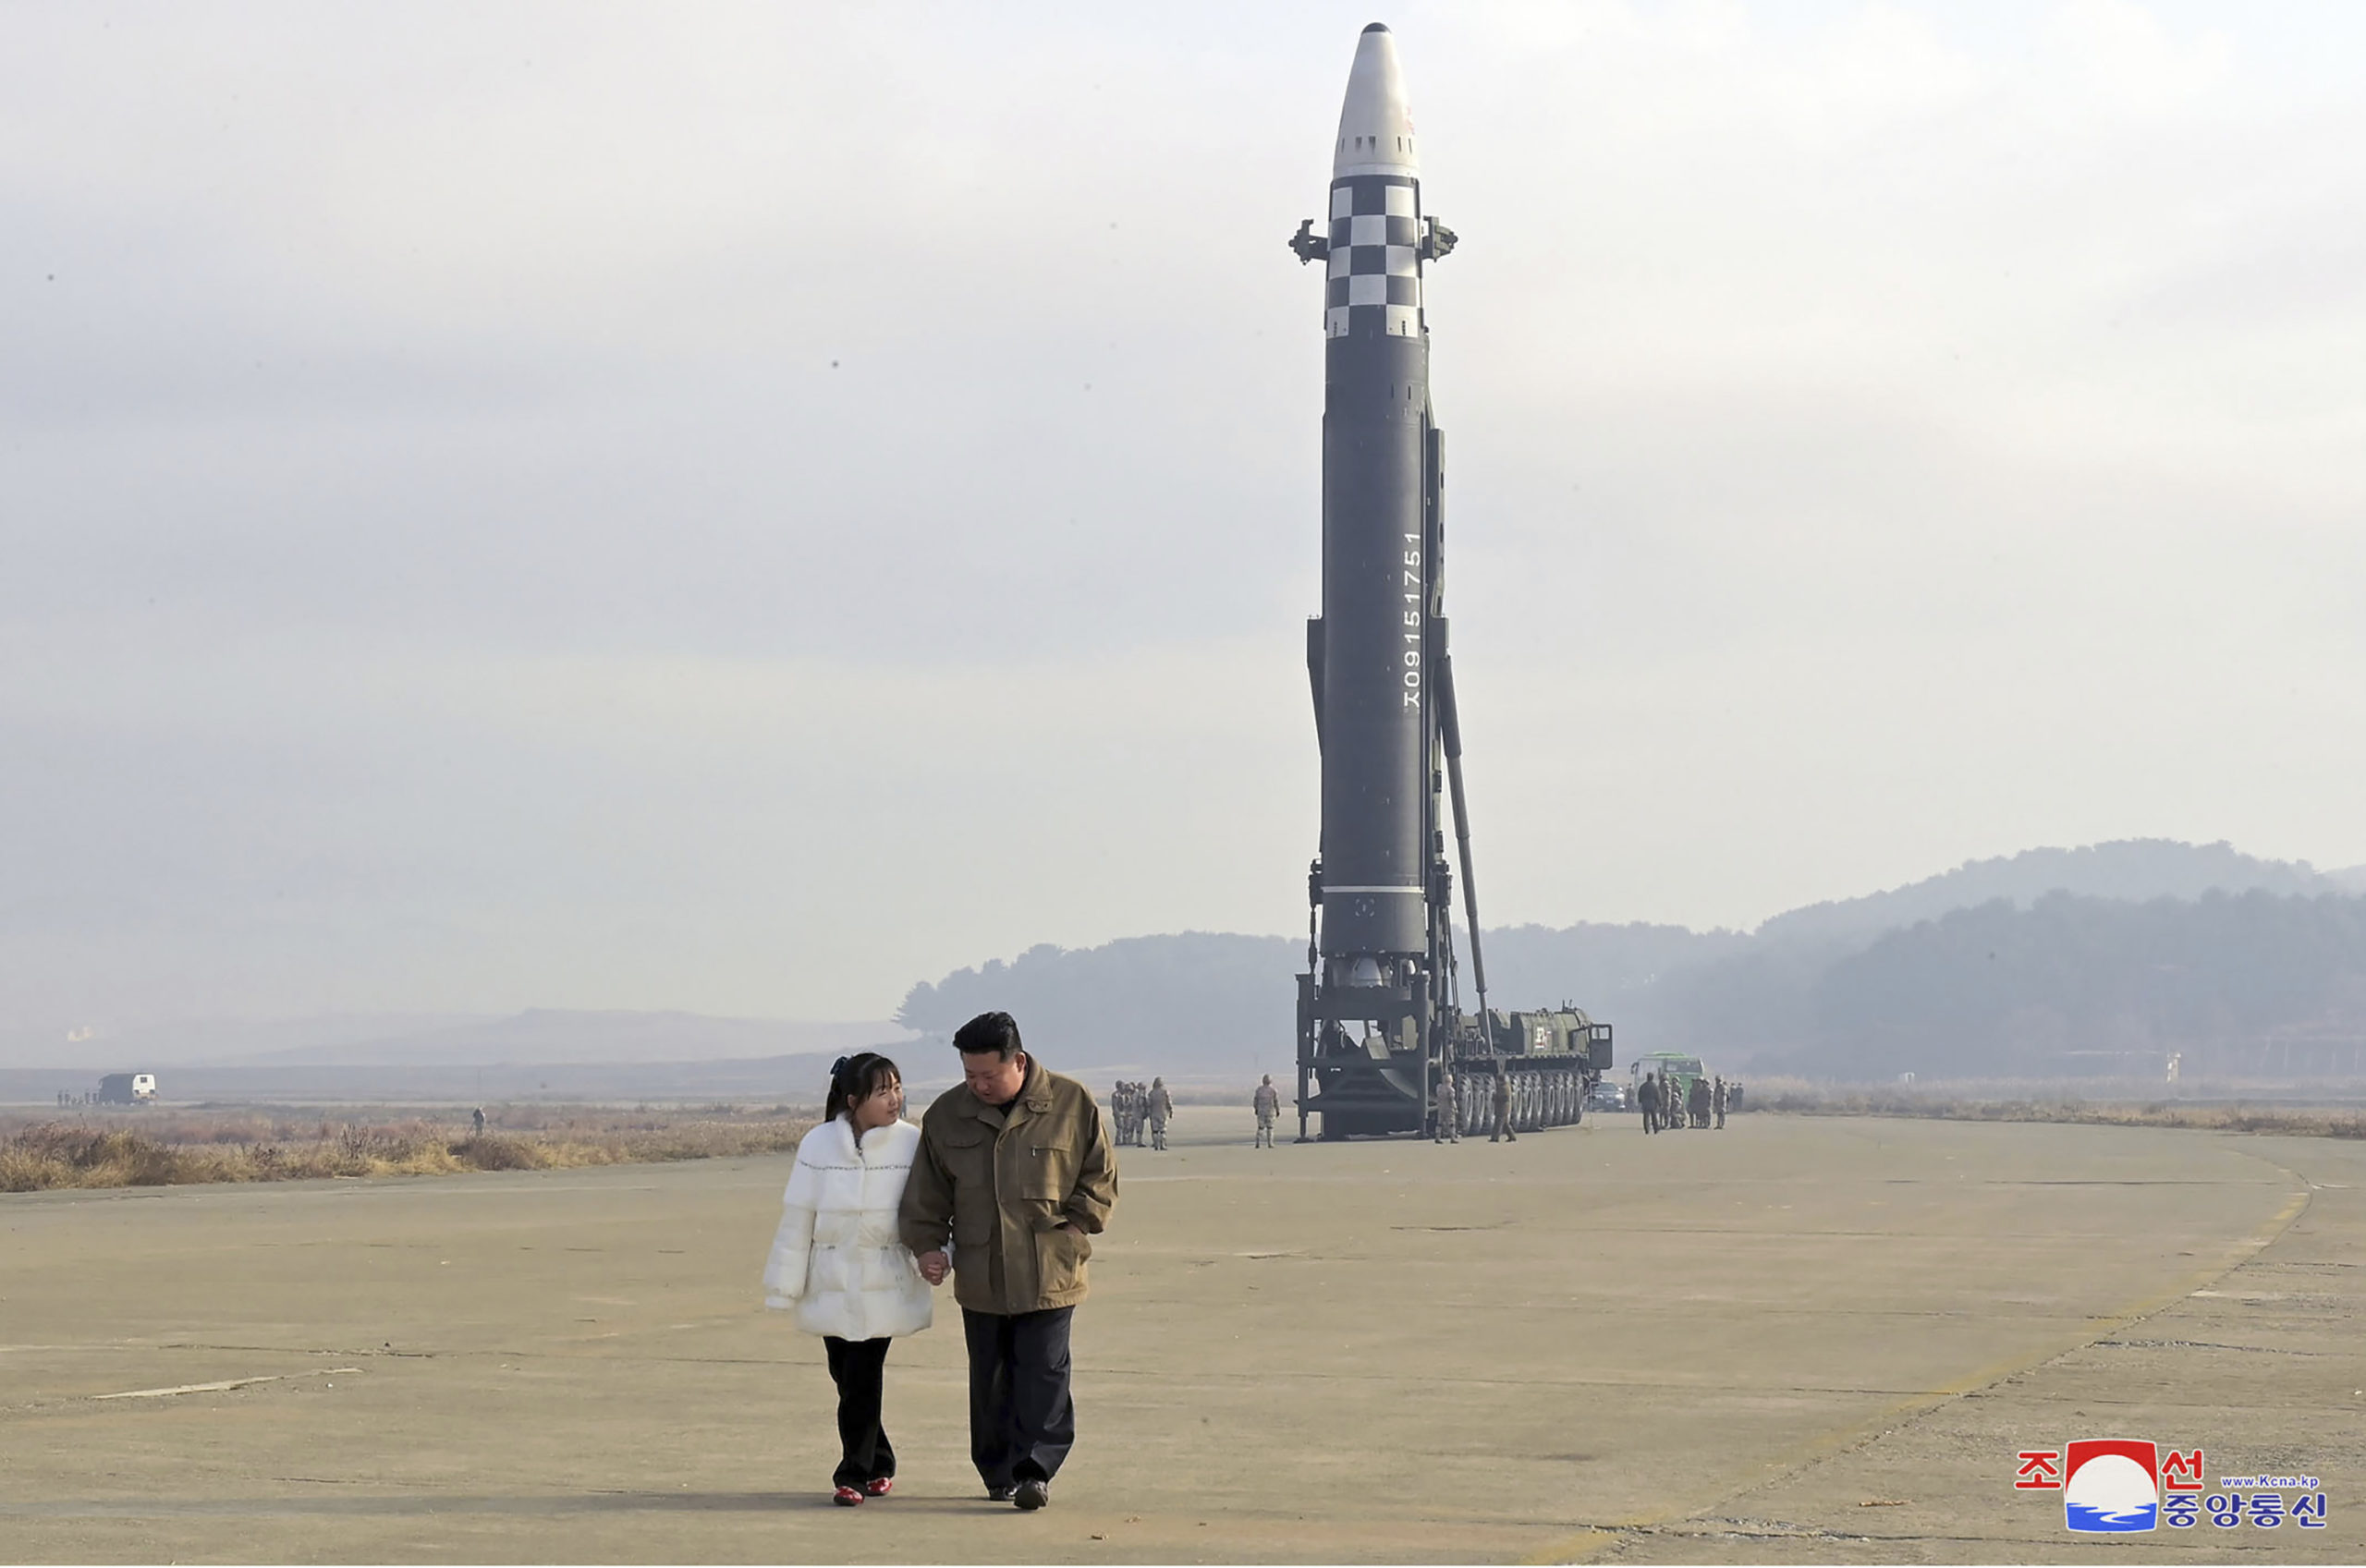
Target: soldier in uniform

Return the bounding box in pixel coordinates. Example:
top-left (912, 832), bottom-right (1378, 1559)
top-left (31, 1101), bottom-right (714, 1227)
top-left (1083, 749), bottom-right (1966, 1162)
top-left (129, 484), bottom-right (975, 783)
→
top-left (1689, 1075), bottom-right (1710, 1129)
top-left (1432, 1069), bottom-right (1459, 1144)
top-left (1489, 1067), bottom-right (1515, 1143)
top-left (1251, 1075), bottom-right (1281, 1149)
top-left (1638, 1072), bottom-right (1660, 1135)
top-left (1713, 1076), bottom-right (1726, 1130)
top-left (1146, 1077), bottom-right (1174, 1151)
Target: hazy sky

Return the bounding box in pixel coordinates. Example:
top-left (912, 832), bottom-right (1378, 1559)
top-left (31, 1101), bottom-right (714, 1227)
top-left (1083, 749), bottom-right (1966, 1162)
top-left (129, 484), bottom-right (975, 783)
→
top-left (7, 1), bottom-right (2365, 1029)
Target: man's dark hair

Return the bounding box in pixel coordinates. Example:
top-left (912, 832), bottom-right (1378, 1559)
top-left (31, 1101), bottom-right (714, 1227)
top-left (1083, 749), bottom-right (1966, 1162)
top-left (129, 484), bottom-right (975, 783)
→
top-left (953, 1011), bottom-right (1024, 1062)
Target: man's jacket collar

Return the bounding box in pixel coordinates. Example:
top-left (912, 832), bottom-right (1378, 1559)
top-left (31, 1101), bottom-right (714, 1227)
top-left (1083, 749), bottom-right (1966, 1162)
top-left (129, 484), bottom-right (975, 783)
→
top-left (964, 1054), bottom-right (1053, 1127)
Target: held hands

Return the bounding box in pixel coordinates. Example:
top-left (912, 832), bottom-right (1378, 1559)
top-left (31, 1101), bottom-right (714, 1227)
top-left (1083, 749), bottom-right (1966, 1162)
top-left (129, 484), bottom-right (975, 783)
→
top-left (919, 1225), bottom-right (1073, 1287)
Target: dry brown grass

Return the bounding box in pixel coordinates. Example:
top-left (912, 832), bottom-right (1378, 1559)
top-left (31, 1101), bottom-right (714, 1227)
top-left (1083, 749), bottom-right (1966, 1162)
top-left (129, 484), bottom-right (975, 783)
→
top-left (1748, 1077), bottom-right (2366, 1139)
top-left (0, 1104), bottom-right (817, 1193)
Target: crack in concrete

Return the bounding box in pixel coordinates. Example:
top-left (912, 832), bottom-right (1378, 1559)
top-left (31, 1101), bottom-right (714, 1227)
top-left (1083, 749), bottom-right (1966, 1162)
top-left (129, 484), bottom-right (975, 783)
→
top-left (93, 1367), bottom-right (362, 1402)
top-left (1522, 1154), bottom-right (2319, 1565)
top-left (2093, 1336), bottom-right (2330, 1356)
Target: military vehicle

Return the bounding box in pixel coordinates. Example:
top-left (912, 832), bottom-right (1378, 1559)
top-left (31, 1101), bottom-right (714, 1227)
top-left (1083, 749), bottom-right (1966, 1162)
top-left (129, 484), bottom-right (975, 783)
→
top-left (96, 1073), bottom-right (157, 1105)
top-left (1305, 1005), bottom-right (1610, 1139)
top-left (1445, 1006), bottom-right (1611, 1135)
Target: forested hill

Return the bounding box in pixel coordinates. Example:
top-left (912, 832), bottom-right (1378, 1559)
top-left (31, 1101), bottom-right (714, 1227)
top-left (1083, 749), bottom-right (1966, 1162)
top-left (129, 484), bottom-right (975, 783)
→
top-left (1457, 921), bottom-right (1749, 1014)
top-left (1755, 839), bottom-right (2350, 951)
top-left (1801, 891), bottom-right (2366, 1079)
top-left (891, 922), bottom-right (1743, 1079)
top-left (896, 841), bottom-right (2366, 1081)
top-left (895, 933), bottom-right (1301, 1077)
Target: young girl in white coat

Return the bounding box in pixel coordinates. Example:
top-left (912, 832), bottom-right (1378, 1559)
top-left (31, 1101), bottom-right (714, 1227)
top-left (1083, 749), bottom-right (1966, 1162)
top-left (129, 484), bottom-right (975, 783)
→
top-left (762, 1052), bottom-right (933, 1505)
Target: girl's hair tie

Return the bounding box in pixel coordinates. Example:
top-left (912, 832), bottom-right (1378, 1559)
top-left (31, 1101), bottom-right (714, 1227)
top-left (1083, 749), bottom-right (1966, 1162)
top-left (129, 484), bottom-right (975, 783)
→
top-left (830, 1056), bottom-right (850, 1076)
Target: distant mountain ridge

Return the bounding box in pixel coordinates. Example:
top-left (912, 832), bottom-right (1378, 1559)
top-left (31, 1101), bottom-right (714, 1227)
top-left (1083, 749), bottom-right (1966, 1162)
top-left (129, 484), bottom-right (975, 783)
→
top-left (14, 840), bottom-right (2360, 1091)
top-left (0, 1011), bottom-right (909, 1073)
top-left (896, 932), bottom-right (1301, 1078)
top-left (895, 840), bottom-right (2366, 1081)
top-left (1802, 888), bottom-right (2366, 1079)
top-left (221, 1011), bottom-right (910, 1068)
top-left (1754, 840), bottom-right (2350, 951)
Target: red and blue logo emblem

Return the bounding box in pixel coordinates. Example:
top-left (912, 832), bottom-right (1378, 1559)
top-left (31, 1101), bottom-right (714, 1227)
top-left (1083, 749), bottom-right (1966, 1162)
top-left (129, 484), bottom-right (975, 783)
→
top-left (2064, 1440), bottom-right (2159, 1532)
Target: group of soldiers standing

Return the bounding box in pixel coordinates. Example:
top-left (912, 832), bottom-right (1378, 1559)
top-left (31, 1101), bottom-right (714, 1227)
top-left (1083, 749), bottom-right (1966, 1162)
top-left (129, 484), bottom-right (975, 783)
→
top-left (1129, 1068), bottom-right (1734, 1146)
top-left (1638, 1072), bottom-right (1726, 1134)
top-left (1427, 1066), bottom-right (1522, 1145)
top-left (1110, 1076), bottom-right (1173, 1150)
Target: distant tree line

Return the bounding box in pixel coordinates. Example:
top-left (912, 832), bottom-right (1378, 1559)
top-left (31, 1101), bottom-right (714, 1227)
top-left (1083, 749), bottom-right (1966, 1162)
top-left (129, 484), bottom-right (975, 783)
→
top-left (1798, 891), bottom-right (2366, 1078)
top-left (896, 932), bottom-right (1300, 1074)
top-left (894, 843), bottom-right (2366, 1082)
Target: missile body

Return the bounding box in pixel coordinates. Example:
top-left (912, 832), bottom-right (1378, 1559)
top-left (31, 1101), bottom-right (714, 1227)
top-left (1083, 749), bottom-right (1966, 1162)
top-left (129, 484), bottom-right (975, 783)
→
top-left (1292, 24), bottom-right (1468, 1138)
top-left (1318, 23), bottom-right (1431, 962)
top-left (1289, 29), bottom-right (1611, 1139)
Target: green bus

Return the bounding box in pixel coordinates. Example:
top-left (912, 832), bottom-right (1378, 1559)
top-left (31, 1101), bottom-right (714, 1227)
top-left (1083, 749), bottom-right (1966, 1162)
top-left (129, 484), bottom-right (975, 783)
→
top-left (1629, 1051), bottom-right (1704, 1110)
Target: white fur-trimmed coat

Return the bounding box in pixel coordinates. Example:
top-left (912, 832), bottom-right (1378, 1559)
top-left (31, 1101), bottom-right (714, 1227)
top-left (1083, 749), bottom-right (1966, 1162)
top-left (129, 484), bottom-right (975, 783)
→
top-left (762, 1116), bottom-right (933, 1340)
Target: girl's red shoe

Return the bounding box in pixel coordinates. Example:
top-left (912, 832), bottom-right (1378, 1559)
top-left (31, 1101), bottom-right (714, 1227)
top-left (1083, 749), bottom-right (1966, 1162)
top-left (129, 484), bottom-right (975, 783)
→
top-left (832, 1486), bottom-right (863, 1507)
top-left (864, 1477), bottom-right (894, 1497)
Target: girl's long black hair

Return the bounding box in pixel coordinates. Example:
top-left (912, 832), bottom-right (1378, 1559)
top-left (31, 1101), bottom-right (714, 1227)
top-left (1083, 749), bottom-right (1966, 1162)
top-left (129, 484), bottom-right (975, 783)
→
top-left (824, 1051), bottom-right (902, 1124)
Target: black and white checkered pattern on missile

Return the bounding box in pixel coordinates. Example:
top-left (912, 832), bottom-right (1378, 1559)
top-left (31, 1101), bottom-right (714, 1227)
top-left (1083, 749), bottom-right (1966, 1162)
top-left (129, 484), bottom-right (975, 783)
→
top-left (1324, 175), bottom-right (1421, 339)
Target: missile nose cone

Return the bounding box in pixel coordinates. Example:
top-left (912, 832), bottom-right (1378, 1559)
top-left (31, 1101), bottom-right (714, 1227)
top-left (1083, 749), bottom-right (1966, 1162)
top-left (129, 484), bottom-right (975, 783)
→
top-left (1334, 23), bottom-right (1417, 177)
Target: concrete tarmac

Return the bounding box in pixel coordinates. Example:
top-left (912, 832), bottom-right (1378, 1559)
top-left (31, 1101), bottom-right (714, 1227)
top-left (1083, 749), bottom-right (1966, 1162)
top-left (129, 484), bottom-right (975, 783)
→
top-left (3, 1108), bottom-right (2360, 1563)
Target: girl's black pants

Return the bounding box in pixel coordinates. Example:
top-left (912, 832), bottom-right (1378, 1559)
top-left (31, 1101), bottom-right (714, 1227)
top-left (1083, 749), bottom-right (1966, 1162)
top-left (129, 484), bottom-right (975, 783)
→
top-left (822, 1335), bottom-right (896, 1489)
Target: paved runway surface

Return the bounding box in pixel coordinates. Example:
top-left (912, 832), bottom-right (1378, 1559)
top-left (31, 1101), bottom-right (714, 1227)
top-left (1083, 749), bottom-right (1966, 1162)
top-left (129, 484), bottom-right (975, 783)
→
top-left (4, 1107), bottom-right (2360, 1562)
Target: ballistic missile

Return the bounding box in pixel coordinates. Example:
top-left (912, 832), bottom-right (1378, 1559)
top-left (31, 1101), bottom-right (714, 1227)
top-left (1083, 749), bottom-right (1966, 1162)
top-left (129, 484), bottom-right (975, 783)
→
top-left (1290, 30), bottom-right (1612, 1140)
top-left (1291, 23), bottom-right (1458, 981)
top-left (1290, 24), bottom-right (1492, 1137)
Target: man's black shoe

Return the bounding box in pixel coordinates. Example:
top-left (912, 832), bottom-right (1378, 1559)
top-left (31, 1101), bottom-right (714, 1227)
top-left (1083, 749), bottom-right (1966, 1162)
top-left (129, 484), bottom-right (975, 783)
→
top-left (1013, 1478), bottom-right (1050, 1511)
top-left (985, 1484), bottom-right (1016, 1502)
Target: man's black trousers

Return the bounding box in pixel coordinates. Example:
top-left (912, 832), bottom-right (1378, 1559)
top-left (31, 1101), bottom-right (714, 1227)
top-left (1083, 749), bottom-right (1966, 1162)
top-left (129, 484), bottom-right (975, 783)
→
top-left (962, 1306), bottom-right (1075, 1488)
top-left (822, 1335), bottom-right (896, 1489)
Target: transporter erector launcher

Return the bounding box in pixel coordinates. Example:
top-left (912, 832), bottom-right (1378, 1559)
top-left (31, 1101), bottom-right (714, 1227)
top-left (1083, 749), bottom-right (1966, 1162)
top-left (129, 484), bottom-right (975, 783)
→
top-left (1289, 25), bottom-right (1610, 1139)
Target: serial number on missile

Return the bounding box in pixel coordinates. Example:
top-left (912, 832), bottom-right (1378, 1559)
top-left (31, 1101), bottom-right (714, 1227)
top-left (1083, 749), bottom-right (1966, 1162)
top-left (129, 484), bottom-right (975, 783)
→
top-left (1403, 532), bottom-right (1423, 708)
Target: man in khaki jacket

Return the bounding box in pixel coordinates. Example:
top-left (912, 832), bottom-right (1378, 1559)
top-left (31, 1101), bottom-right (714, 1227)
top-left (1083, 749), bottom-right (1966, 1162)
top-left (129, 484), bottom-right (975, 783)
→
top-left (900, 1011), bottom-right (1116, 1511)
